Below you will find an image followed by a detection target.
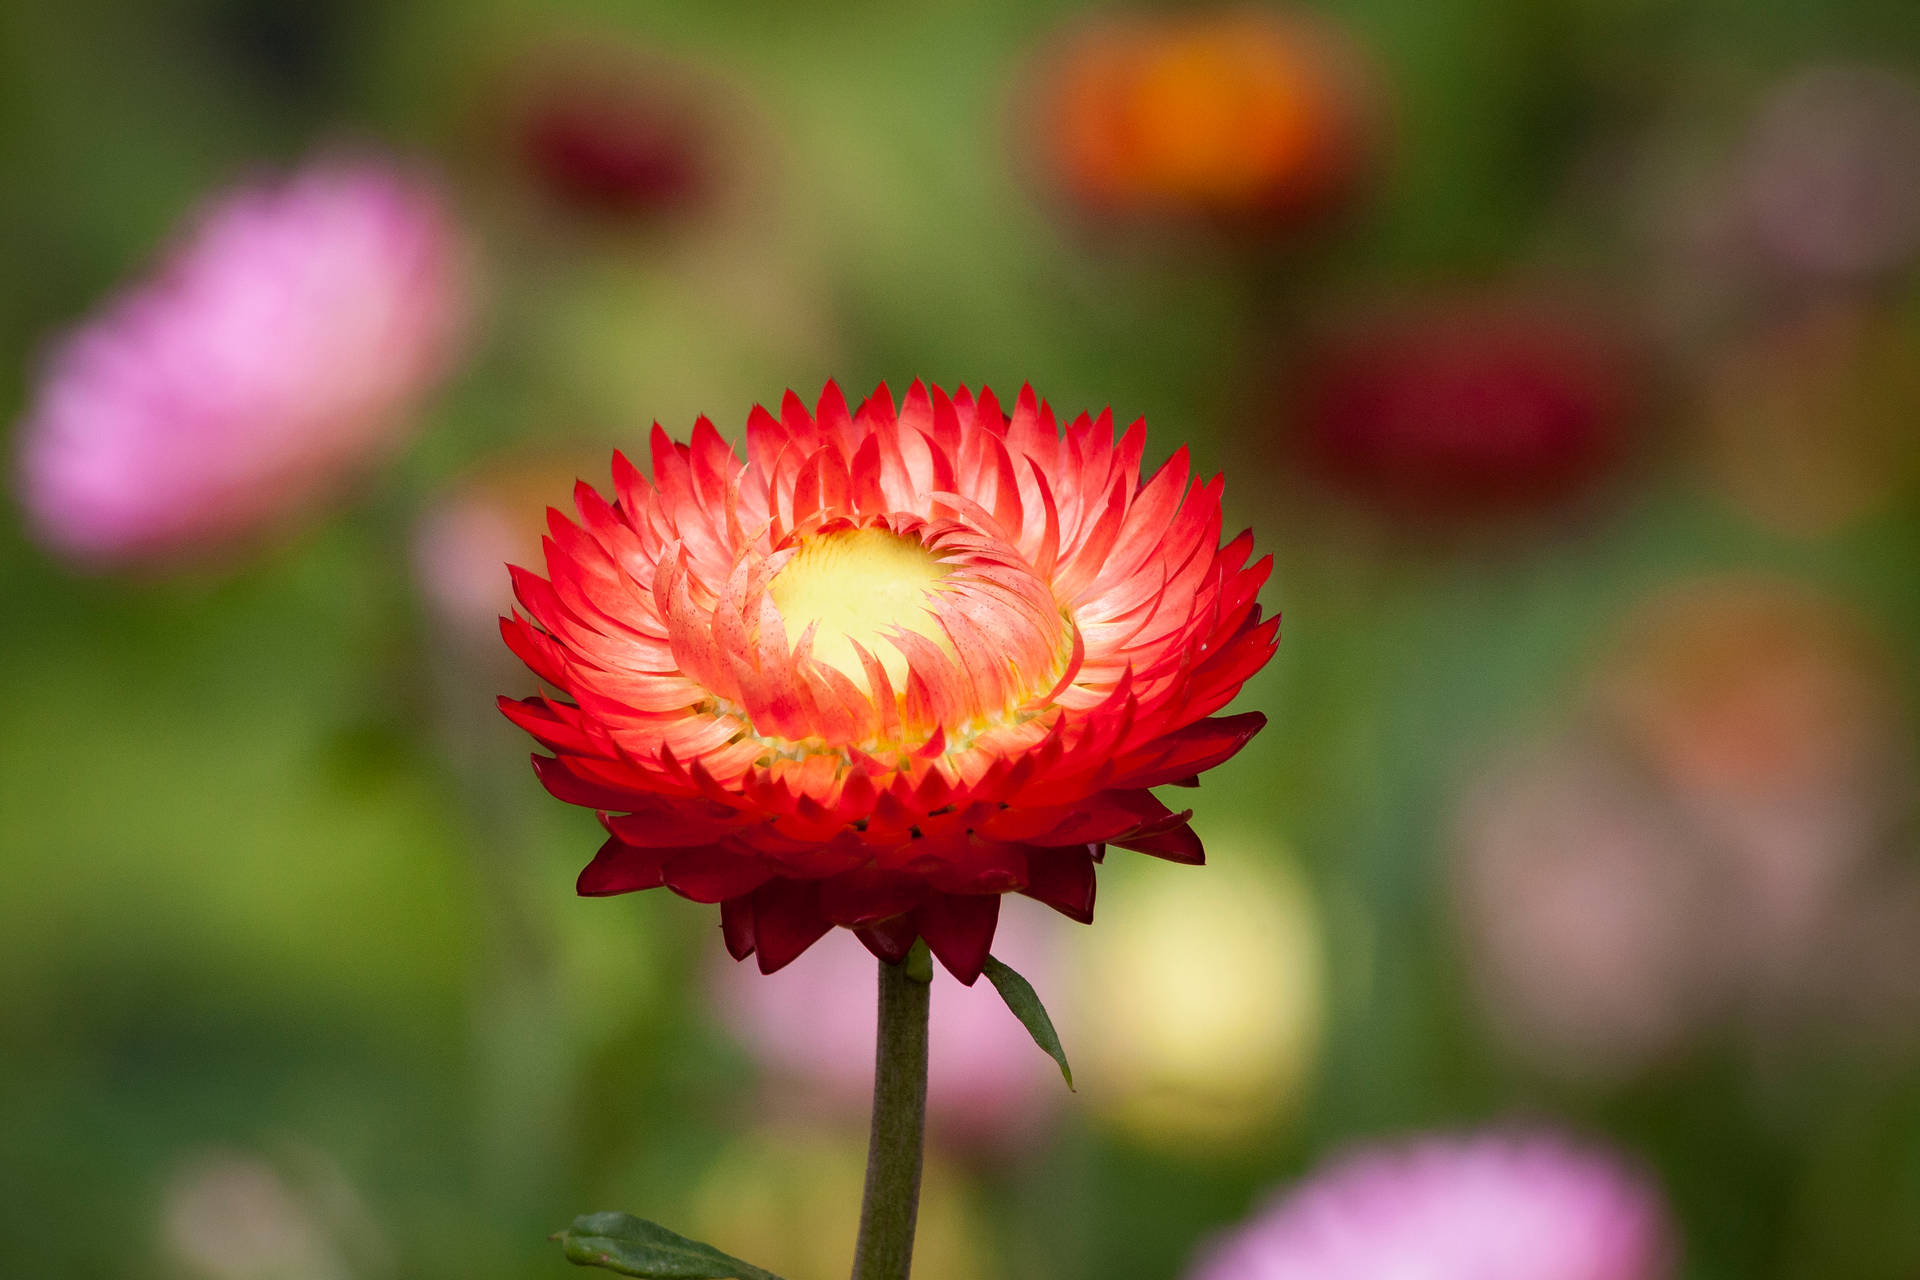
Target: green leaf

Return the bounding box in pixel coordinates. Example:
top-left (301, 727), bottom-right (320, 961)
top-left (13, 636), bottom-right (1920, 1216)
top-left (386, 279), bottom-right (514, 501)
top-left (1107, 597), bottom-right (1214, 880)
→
top-left (982, 955), bottom-right (1074, 1090)
top-left (553, 1212), bottom-right (787, 1279)
top-left (903, 936), bottom-right (934, 984)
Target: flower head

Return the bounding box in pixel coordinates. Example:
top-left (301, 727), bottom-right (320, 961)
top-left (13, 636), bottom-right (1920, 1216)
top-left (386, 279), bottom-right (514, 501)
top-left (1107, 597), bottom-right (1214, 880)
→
top-left (1075, 843), bottom-right (1322, 1148)
top-left (500, 381), bottom-right (1276, 981)
top-left (16, 156), bottom-right (468, 567)
top-left (1293, 296), bottom-right (1634, 522)
top-left (1034, 8), bottom-right (1377, 231)
top-left (1188, 1131), bottom-right (1675, 1280)
top-left (511, 44), bottom-right (711, 221)
top-left (1741, 64), bottom-right (1920, 283)
top-left (415, 453), bottom-right (600, 644)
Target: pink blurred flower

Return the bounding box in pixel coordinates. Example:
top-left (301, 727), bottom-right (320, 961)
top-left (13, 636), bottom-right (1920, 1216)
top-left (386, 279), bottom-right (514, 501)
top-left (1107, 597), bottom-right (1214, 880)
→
top-left (16, 156), bottom-right (469, 567)
top-left (1742, 65), bottom-right (1920, 282)
top-left (1454, 575), bottom-right (1920, 1078)
top-left (412, 453), bottom-right (597, 642)
top-left (1187, 1131), bottom-right (1675, 1280)
top-left (709, 897), bottom-right (1066, 1153)
top-left (1452, 735), bottom-right (1722, 1080)
top-left (1595, 577), bottom-right (1915, 1009)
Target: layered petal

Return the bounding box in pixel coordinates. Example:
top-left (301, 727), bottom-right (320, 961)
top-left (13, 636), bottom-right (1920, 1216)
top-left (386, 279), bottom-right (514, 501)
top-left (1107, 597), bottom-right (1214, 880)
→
top-left (499, 381), bottom-right (1277, 978)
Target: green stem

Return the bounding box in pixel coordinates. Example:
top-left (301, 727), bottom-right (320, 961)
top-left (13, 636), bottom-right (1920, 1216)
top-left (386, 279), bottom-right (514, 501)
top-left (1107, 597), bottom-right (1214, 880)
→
top-left (849, 941), bottom-right (932, 1280)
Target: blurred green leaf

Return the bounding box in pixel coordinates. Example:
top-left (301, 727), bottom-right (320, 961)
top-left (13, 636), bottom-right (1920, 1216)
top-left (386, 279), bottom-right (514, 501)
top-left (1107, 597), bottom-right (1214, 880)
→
top-left (554, 1212), bottom-right (785, 1279)
top-left (982, 955), bottom-right (1073, 1090)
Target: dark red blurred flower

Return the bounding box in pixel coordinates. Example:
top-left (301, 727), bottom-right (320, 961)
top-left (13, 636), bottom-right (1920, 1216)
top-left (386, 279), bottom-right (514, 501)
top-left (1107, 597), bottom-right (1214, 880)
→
top-left (498, 382), bottom-right (1277, 982)
top-left (1294, 299), bottom-right (1635, 521)
top-left (1033, 8), bottom-right (1378, 231)
top-left (512, 49), bottom-right (709, 220)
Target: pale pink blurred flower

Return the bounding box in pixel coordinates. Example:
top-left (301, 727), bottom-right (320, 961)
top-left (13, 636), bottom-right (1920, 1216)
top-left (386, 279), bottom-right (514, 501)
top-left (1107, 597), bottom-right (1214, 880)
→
top-left (412, 454), bottom-right (593, 641)
top-left (17, 156), bottom-right (469, 567)
top-left (1187, 1131), bottom-right (1675, 1280)
top-left (1597, 576), bottom-right (1914, 991)
top-left (1455, 576), bottom-right (1920, 1078)
top-left (1742, 65), bottom-right (1920, 282)
top-left (158, 1146), bottom-right (390, 1280)
top-left (709, 896), bottom-right (1065, 1153)
top-left (1453, 736), bottom-right (1718, 1081)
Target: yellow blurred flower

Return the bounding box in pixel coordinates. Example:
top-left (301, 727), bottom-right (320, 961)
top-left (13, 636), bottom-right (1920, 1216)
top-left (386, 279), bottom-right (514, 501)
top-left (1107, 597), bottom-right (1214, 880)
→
top-left (685, 1125), bottom-right (990, 1280)
top-left (1072, 835), bottom-right (1324, 1148)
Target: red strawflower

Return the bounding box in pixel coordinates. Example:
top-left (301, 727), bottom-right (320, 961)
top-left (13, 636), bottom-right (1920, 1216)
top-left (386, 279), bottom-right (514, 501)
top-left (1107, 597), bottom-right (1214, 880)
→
top-left (500, 382), bottom-right (1277, 982)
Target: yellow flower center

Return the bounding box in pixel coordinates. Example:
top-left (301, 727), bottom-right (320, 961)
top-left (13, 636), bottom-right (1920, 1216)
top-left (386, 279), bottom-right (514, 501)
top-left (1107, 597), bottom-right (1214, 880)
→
top-left (768, 527), bottom-right (951, 687)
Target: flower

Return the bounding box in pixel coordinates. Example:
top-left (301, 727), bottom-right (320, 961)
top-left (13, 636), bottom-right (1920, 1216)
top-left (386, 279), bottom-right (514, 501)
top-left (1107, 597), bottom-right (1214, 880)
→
top-left (709, 896), bottom-right (1065, 1152)
top-left (15, 156), bottom-right (468, 567)
top-left (1074, 839), bottom-right (1322, 1147)
top-left (159, 1145), bottom-right (388, 1280)
top-left (1032, 8), bottom-right (1377, 230)
top-left (510, 43), bottom-right (711, 221)
top-left (415, 453), bottom-right (602, 644)
top-left (1292, 296), bottom-right (1635, 523)
top-left (1186, 1131), bottom-right (1675, 1280)
top-left (1453, 576), bottom-right (1920, 1079)
top-left (1741, 65), bottom-right (1920, 283)
top-left (1698, 301), bottom-right (1920, 538)
top-left (1452, 733), bottom-right (1723, 1080)
top-left (1594, 577), bottom-right (1915, 1003)
top-left (499, 381), bottom-right (1277, 982)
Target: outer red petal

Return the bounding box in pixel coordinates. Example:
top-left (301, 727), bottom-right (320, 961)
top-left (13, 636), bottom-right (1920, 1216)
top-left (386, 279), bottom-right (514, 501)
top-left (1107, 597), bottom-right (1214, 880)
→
top-left (819, 868), bottom-right (929, 926)
top-left (1021, 844), bottom-right (1099, 923)
top-left (1110, 711), bottom-right (1269, 788)
top-left (750, 879), bottom-right (833, 974)
top-left (916, 892), bottom-right (1001, 985)
top-left (720, 895), bottom-right (756, 961)
top-left (1112, 821), bottom-right (1206, 865)
top-left (854, 915), bottom-right (920, 964)
top-left (577, 838), bottom-right (671, 895)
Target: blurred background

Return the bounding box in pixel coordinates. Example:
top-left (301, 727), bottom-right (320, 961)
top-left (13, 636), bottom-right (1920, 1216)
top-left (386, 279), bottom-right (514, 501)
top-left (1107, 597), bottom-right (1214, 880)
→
top-left (4, 1), bottom-right (1920, 1277)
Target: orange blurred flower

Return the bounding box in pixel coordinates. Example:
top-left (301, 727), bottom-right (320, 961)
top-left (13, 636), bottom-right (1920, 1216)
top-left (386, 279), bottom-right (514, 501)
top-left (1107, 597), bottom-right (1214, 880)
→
top-left (1034, 8), bottom-right (1377, 230)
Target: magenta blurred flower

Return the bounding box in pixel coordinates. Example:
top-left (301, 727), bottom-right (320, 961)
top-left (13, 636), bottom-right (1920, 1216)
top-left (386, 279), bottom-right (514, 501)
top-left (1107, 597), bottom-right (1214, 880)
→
top-left (709, 899), bottom-right (1065, 1153)
top-left (16, 156), bottom-right (469, 568)
top-left (1188, 1131), bottom-right (1675, 1280)
top-left (1294, 297), bottom-right (1635, 523)
top-left (1742, 65), bottom-right (1920, 282)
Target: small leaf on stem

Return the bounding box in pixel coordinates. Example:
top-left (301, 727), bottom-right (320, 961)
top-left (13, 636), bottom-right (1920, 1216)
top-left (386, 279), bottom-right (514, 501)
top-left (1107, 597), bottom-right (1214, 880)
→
top-left (981, 954), bottom-right (1074, 1090)
top-left (554, 1212), bottom-right (787, 1279)
top-left (903, 936), bottom-right (933, 984)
